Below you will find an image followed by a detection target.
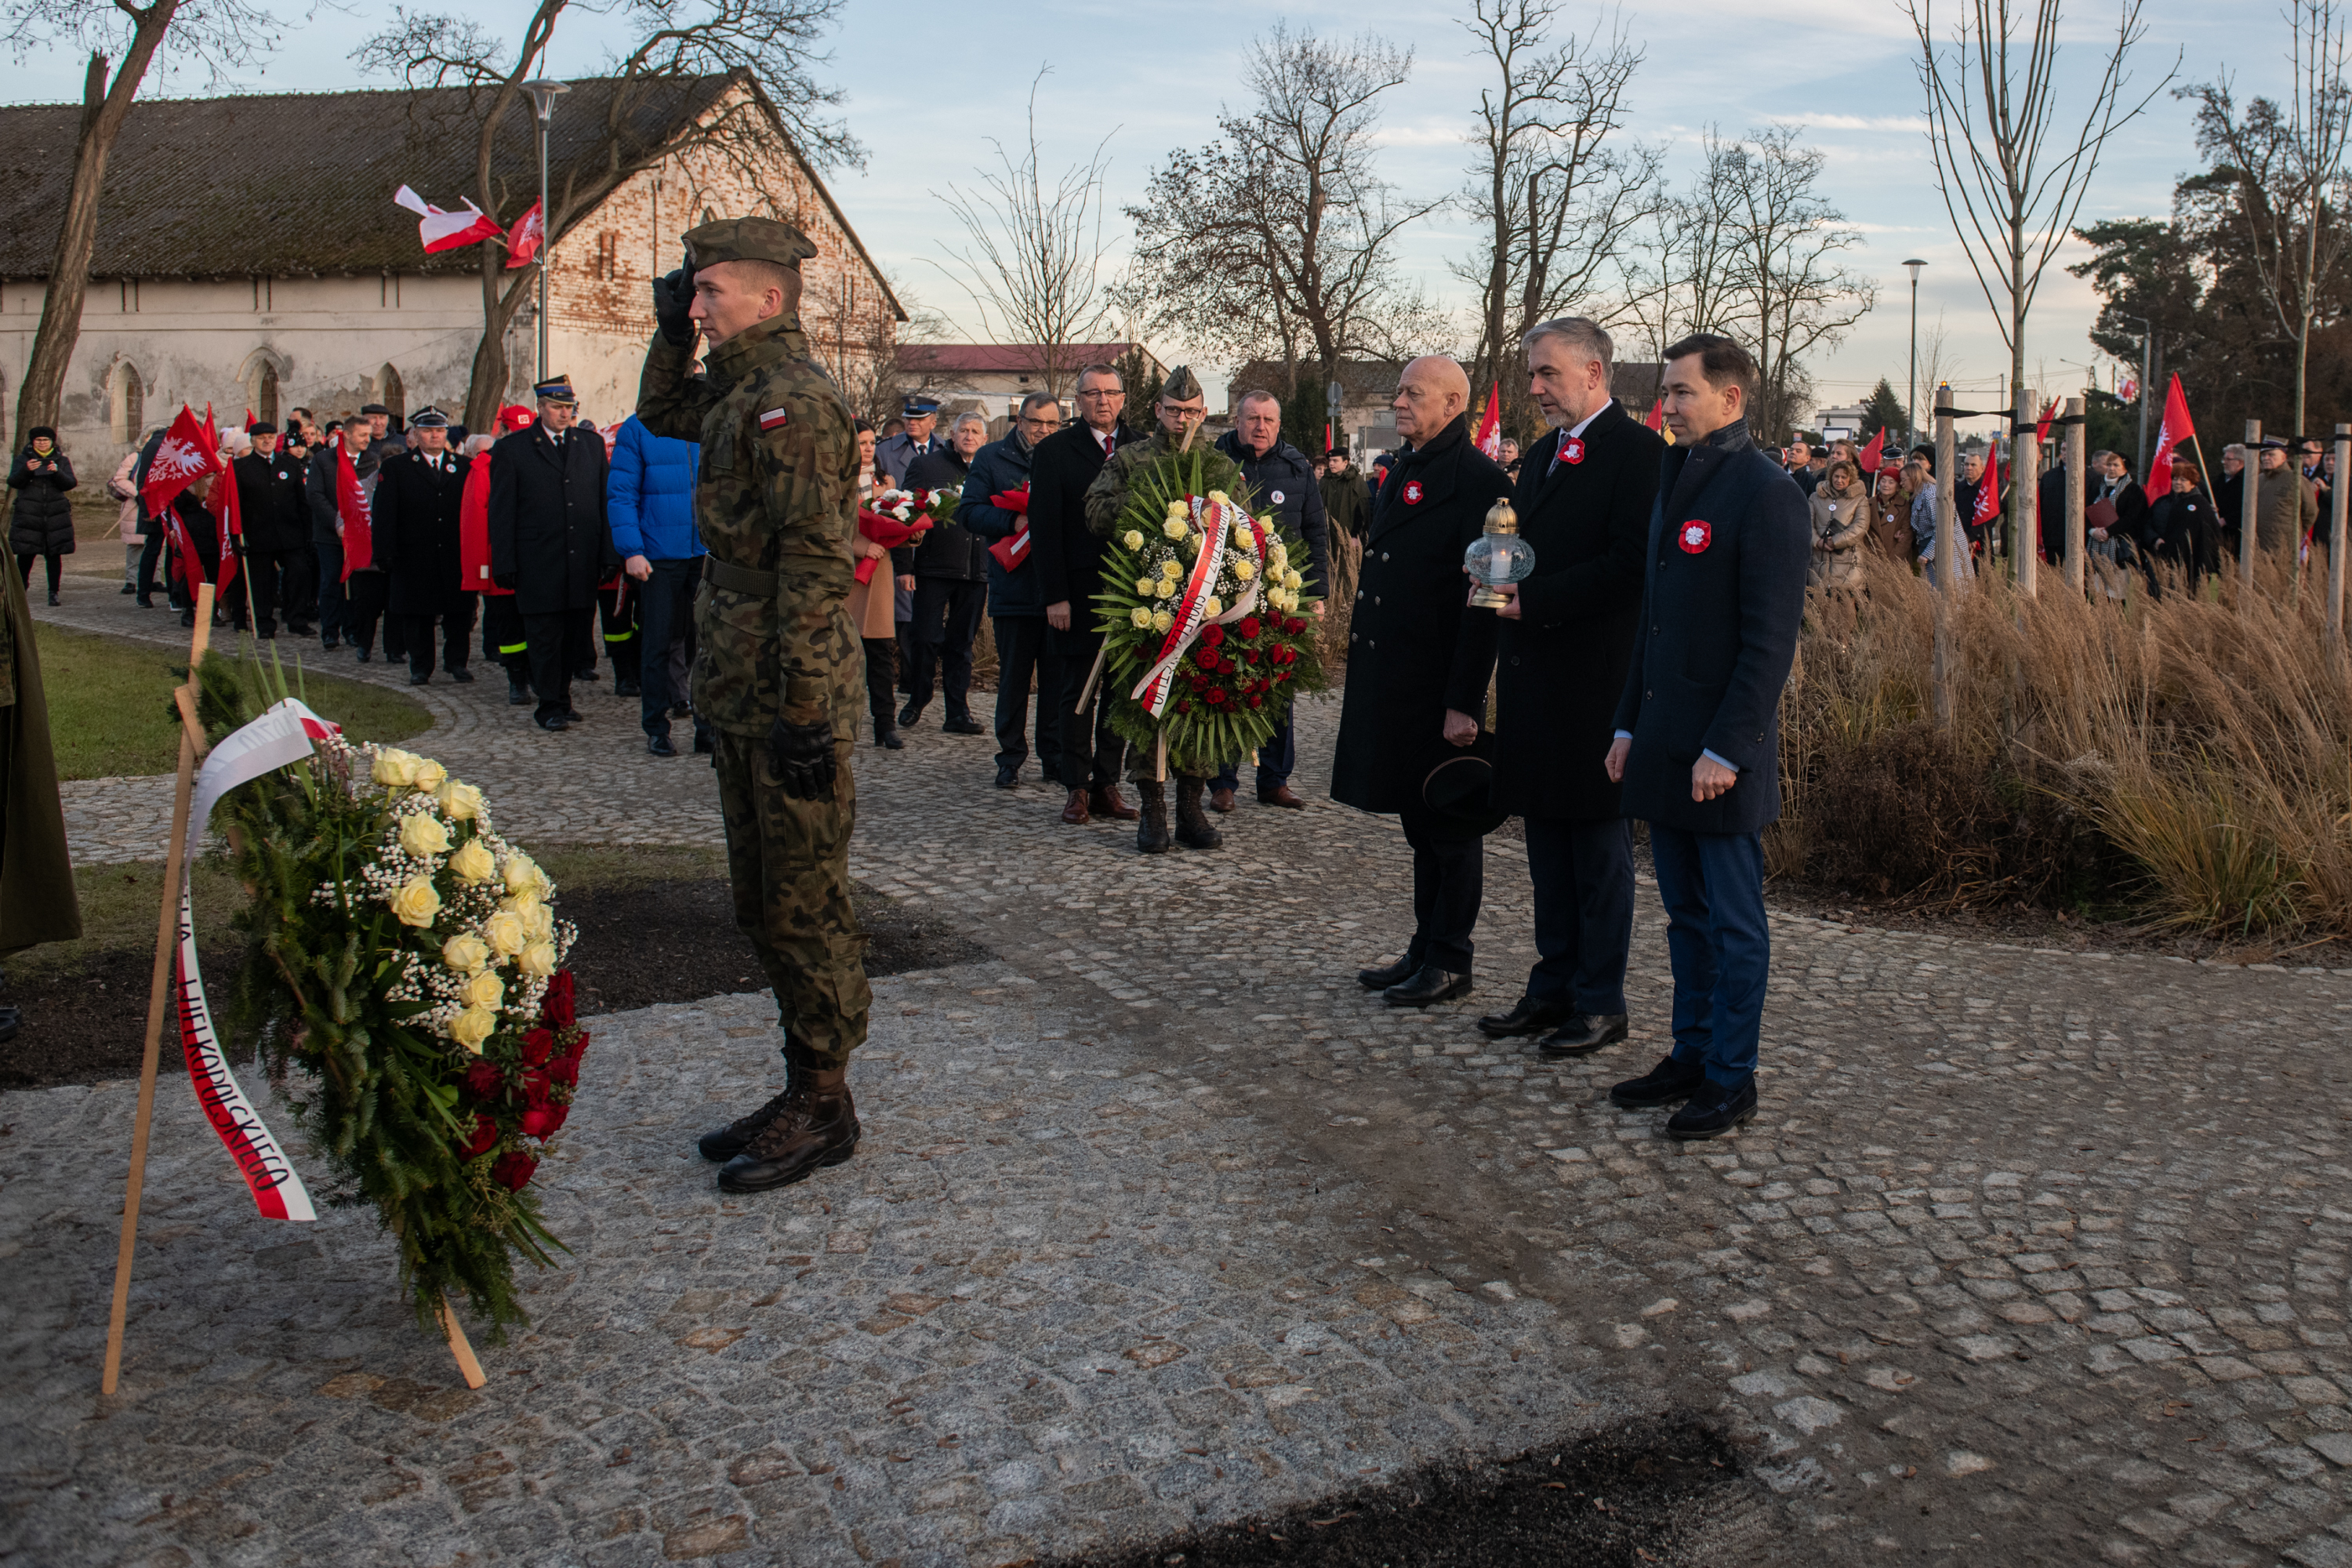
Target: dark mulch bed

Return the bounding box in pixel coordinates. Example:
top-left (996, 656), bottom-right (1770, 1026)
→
top-left (0, 880), bottom-right (991, 1092)
top-left (1058, 1417), bottom-right (1760, 1568)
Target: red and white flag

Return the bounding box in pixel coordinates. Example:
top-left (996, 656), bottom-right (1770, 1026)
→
top-left (337, 444), bottom-right (375, 579)
top-left (1858, 428), bottom-right (1886, 475)
top-left (1473, 383), bottom-right (1501, 459)
top-left (394, 184), bottom-right (503, 253)
top-left (2035, 399), bottom-right (2057, 444)
top-left (200, 405), bottom-right (241, 595)
top-left (1642, 397), bottom-right (1664, 432)
top-left (1973, 443), bottom-right (2002, 534)
top-left (503, 201), bottom-right (545, 270)
top-left (2147, 374), bottom-right (2195, 494)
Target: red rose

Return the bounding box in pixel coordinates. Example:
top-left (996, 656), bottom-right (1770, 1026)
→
top-left (1201, 625), bottom-right (1225, 647)
top-left (1240, 617), bottom-right (1261, 639)
top-left (1207, 688), bottom-right (1227, 706)
top-left (1248, 692), bottom-right (1263, 708)
top-left (523, 1069), bottom-right (552, 1106)
top-left (521, 1027), bottom-right (555, 1066)
top-left (492, 1152), bottom-right (538, 1191)
top-left (521, 1103), bottom-right (566, 1138)
top-left (463, 1059), bottom-right (503, 1099)
top-left (1178, 699), bottom-right (1193, 713)
top-left (460, 1114), bottom-right (499, 1159)
top-left (1286, 617), bottom-right (1306, 635)
top-left (550, 1052), bottom-right (582, 1089)
top-left (543, 971), bottom-right (576, 1029)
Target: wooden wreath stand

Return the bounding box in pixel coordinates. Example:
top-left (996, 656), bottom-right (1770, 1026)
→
top-left (100, 586), bottom-right (485, 1396)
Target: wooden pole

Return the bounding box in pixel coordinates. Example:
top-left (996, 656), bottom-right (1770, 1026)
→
top-left (1931, 390), bottom-right (1957, 728)
top-left (439, 1296), bottom-right (488, 1390)
top-left (2012, 389), bottom-right (2039, 599)
top-left (2331, 424), bottom-right (2349, 644)
top-left (2241, 419), bottom-right (2263, 597)
top-left (102, 583), bottom-right (213, 1397)
top-left (2063, 397), bottom-right (2087, 597)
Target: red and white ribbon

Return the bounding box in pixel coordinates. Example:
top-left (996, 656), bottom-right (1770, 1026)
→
top-left (1127, 498), bottom-right (1272, 718)
top-left (176, 698), bottom-right (343, 1222)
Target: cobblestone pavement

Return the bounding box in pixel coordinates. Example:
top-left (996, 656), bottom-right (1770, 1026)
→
top-left (13, 590), bottom-right (2352, 1566)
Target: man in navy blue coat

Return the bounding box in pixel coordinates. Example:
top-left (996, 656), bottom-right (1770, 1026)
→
top-left (1604, 335), bottom-right (1808, 1139)
top-left (959, 392), bottom-right (1065, 789)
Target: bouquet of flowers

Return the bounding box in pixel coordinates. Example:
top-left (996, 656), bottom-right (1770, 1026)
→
top-left (1092, 445), bottom-right (1323, 768)
top-left (201, 662), bottom-right (583, 1340)
top-left (869, 485), bottom-right (960, 528)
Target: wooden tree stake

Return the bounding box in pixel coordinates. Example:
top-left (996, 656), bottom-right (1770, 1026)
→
top-left (439, 1296), bottom-right (488, 1389)
top-left (102, 584), bottom-right (213, 1396)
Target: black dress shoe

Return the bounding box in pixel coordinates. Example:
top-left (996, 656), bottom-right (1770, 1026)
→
top-left (1476, 996), bottom-right (1571, 1039)
top-left (898, 701), bottom-right (924, 728)
top-left (408, 671), bottom-right (430, 685)
top-left (995, 764), bottom-right (1019, 788)
top-left (1609, 1054), bottom-right (1707, 1109)
top-left (136, 596), bottom-right (154, 608)
top-left (1537, 1013), bottom-right (1631, 1058)
top-left (1357, 956), bottom-right (1420, 989)
top-left (648, 733), bottom-right (677, 757)
top-left (451, 667), bottom-right (474, 683)
top-left (507, 678), bottom-right (532, 706)
top-left (575, 666), bottom-right (601, 682)
top-left (615, 677), bottom-right (640, 697)
top-left (944, 716), bottom-right (985, 735)
top-left (671, 702), bottom-right (693, 720)
top-left (1385, 964), bottom-right (1472, 1007)
top-left (354, 648), bottom-right (371, 662)
top-left (119, 581), bottom-right (135, 595)
top-left (1666, 1075), bottom-right (1759, 1140)
top-left (537, 713), bottom-right (569, 731)
top-left (875, 728), bottom-right (904, 750)
top-left (563, 707), bottom-right (585, 723)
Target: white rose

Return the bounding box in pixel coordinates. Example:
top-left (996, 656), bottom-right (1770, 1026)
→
top-left (372, 749), bottom-right (421, 788)
top-left (463, 970), bottom-right (505, 1010)
top-left (502, 853), bottom-right (548, 897)
top-left (518, 942), bottom-right (559, 978)
top-left (390, 878), bottom-right (441, 927)
top-left (442, 933), bottom-right (489, 973)
top-left (1162, 518), bottom-right (1189, 541)
top-left (448, 839), bottom-right (496, 884)
top-left (1201, 596), bottom-right (1222, 618)
top-left (1131, 605), bottom-right (1154, 629)
top-left (410, 757), bottom-right (448, 793)
top-left (482, 910), bottom-right (527, 958)
top-left (1151, 609), bottom-right (1174, 633)
top-left (398, 814), bottom-right (450, 858)
top-left (1123, 529), bottom-right (1145, 550)
top-left (450, 1007), bottom-right (498, 1054)
top-left (1153, 578), bottom-right (1175, 599)
top-left (1233, 559), bottom-right (1257, 580)
top-left (1165, 501), bottom-right (1189, 521)
top-left (523, 902), bottom-right (555, 942)
top-left (437, 781), bottom-right (485, 821)
top-left (1160, 560), bottom-right (1183, 581)
top-left (1136, 576), bottom-right (1157, 596)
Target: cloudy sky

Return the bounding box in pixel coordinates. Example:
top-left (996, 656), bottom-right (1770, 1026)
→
top-left (5, 0), bottom-right (2279, 424)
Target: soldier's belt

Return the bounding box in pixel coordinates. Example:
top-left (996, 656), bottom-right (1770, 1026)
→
top-left (702, 557), bottom-right (777, 595)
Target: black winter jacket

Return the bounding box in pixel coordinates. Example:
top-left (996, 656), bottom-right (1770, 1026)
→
top-left (231, 448), bottom-right (310, 554)
top-left (1213, 430), bottom-right (1332, 598)
top-left (488, 423), bottom-right (617, 614)
top-left (9, 447), bottom-right (78, 555)
top-left (898, 448), bottom-right (986, 580)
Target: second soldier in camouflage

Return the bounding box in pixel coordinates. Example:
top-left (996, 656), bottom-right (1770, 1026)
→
top-left (635, 216), bottom-right (872, 1195)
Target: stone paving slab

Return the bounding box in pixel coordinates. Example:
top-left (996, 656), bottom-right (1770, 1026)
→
top-left (15, 591), bottom-right (2352, 1565)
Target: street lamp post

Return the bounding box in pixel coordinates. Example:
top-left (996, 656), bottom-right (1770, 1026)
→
top-left (2124, 314), bottom-right (2154, 476)
top-left (521, 78), bottom-right (570, 383)
top-left (1904, 259), bottom-right (1926, 452)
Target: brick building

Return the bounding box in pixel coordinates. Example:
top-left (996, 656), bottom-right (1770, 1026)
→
top-left (895, 342), bottom-right (1166, 426)
top-left (0, 74), bottom-right (902, 460)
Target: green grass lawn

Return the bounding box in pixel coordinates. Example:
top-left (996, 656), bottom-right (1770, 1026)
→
top-left (34, 622), bottom-right (436, 780)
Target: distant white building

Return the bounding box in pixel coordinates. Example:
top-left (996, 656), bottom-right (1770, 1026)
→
top-left (896, 343), bottom-right (1167, 428)
top-left (1815, 405), bottom-right (1867, 443)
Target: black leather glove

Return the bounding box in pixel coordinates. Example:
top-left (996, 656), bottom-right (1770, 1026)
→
top-left (652, 263), bottom-right (696, 347)
top-left (766, 717), bottom-right (837, 800)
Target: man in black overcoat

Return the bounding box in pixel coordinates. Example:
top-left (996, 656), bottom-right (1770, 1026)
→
top-left (1030, 361), bottom-right (1139, 826)
top-left (489, 376), bottom-right (619, 731)
top-left (1475, 319), bottom-right (1661, 1055)
top-left (374, 407), bottom-right (477, 685)
top-left (1604, 336), bottom-right (1808, 1140)
top-left (229, 422), bottom-right (310, 640)
top-left (898, 412), bottom-right (989, 735)
top-left (1333, 356), bottom-right (1509, 1007)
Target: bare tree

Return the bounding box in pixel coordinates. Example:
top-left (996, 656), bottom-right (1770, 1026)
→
top-left (1616, 152), bottom-right (1746, 367)
top-left (1124, 24), bottom-right (1442, 397)
top-left (805, 267), bottom-right (937, 429)
top-left (1904, 0), bottom-right (2176, 432)
top-left (2183, 0), bottom-right (2352, 439)
top-left (1711, 126), bottom-right (1876, 441)
top-left (358, 0), bottom-right (861, 428)
top-left (5, 0), bottom-right (278, 437)
top-left (928, 73), bottom-right (1116, 404)
top-left (1455, 0), bottom-right (1657, 430)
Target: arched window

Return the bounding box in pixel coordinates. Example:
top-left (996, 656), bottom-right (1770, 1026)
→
top-left (373, 364), bottom-right (405, 420)
top-left (257, 362), bottom-right (280, 426)
top-left (111, 361), bottom-right (144, 445)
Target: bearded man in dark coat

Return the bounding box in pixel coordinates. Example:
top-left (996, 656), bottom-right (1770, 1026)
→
top-left (374, 406), bottom-right (477, 684)
top-left (489, 376), bottom-right (619, 731)
top-left (1332, 355), bottom-right (1508, 1007)
top-left (1476, 318), bottom-right (1662, 1058)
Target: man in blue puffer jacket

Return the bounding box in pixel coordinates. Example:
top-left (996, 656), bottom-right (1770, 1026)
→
top-left (607, 413), bottom-right (708, 757)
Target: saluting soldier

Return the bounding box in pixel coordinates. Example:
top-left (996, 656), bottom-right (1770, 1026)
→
top-left (373, 406), bottom-right (478, 684)
top-left (637, 216), bottom-right (870, 1196)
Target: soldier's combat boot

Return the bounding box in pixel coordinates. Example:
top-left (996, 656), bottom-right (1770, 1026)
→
top-left (1136, 780), bottom-right (1172, 855)
top-left (697, 1085), bottom-right (797, 1162)
top-left (717, 1075), bottom-right (860, 1193)
top-left (1174, 777), bottom-right (1222, 850)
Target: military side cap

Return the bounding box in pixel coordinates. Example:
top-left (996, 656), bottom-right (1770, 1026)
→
top-left (684, 216), bottom-right (818, 271)
top-left (409, 405), bottom-right (450, 429)
top-left (902, 396), bottom-right (941, 417)
top-left (533, 376), bottom-right (578, 405)
top-left (1163, 365), bottom-right (1203, 401)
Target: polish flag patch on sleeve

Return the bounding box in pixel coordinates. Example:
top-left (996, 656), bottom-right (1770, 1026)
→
top-left (758, 407), bottom-right (791, 432)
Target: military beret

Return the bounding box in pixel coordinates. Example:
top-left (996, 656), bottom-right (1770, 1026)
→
top-left (683, 216), bottom-right (818, 272)
top-left (408, 405), bottom-right (449, 429)
top-left (1162, 365), bottom-right (1204, 401)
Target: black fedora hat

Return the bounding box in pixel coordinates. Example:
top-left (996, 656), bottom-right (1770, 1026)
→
top-left (1421, 730), bottom-right (1508, 840)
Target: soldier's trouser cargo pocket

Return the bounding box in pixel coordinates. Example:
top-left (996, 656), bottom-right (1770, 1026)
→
top-left (713, 731), bottom-right (870, 1069)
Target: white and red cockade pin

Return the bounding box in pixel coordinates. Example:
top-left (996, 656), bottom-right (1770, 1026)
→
top-left (759, 407), bottom-right (791, 432)
top-left (1679, 519), bottom-right (1712, 554)
top-left (1563, 437), bottom-right (1585, 464)
top-left (1403, 480), bottom-right (1425, 504)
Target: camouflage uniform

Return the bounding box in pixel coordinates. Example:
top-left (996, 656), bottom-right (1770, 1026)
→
top-left (636, 223), bottom-right (869, 1073)
top-left (1082, 425), bottom-right (1243, 786)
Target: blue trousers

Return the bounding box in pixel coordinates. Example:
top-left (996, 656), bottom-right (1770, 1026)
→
top-left (1649, 825), bottom-right (1769, 1087)
top-left (1213, 699), bottom-right (1296, 792)
top-left (1522, 815), bottom-right (1634, 1016)
top-left (637, 557), bottom-right (706, 742)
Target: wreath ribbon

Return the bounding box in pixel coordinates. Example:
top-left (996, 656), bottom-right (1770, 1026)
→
top-left (1128, 499), bottom-right (1267, 718)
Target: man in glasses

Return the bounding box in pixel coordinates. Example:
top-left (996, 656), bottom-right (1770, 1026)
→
top-left (959, 392), bottom-right (1067, 788)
